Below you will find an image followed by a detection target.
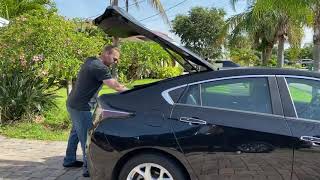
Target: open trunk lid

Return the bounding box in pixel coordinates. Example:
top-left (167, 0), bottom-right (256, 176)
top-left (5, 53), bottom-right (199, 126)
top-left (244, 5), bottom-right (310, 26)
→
top-left (94, 6), bottom-right (215, 72)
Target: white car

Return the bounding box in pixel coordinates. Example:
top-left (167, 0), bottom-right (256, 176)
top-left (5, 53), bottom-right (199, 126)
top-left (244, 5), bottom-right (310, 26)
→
top-left (299, 59), bottom-right (314, 67)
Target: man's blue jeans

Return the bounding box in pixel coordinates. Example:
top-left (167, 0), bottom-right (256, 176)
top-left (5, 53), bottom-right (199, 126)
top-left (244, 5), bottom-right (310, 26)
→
top-left (64, 105), bottom-right (93, 173)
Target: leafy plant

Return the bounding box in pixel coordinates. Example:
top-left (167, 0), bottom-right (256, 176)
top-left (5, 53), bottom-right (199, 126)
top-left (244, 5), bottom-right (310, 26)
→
top-left (172, 7), bottom-right (227, 59)
top-left (155, 66), bottom-right (183, 79)
top-left (230, 48), bottom-right (259, 66)
top-left (118, 41), bottom-right (180, 80)
top-left (0, 9), bottom-right (107, 93)
top-left (0, 55), bottom-right (58, 123)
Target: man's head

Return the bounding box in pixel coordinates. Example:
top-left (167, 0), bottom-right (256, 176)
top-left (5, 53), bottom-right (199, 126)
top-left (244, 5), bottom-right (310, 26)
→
top-left (100, 45), bottom-right (120, 66)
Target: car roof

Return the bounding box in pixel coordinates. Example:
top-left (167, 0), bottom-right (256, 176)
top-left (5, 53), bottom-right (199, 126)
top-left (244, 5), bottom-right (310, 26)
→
top-left (144, 67), bottom-right (320, 92)
top-left (209, 67), bottom-right (320, 77)
top-left (165, 67), bottom-right (320, 86)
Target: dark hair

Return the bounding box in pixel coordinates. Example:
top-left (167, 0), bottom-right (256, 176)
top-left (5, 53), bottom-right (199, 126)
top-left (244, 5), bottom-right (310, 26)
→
top-left (103, 45), bottom-right (120, 53)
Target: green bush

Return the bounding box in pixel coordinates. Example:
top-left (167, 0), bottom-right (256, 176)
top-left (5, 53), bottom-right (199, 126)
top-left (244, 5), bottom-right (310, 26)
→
top-left (230, 48), bottom-right (259, 66)
top-left (0, 39), bottom-right (58, 123)
top-left (155, 66), bottom-right (183, 79)
top-left (266, 56), bottom-right (277, 67)
top-left (118, 41), bottom-right (180, 80)
top-left (0, 9), bottom-right (106, 90)
top-left (0, 71), bottom-right (57, 124)
top-left (0, 10), bottom-right (107, 124)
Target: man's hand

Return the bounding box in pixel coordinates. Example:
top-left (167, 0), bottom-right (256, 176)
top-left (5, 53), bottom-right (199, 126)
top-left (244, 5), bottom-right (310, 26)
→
top-left (103, 78), bottom-right (128, 92)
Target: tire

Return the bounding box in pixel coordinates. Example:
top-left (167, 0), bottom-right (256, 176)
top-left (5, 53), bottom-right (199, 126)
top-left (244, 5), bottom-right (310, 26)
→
top-left (119, 153), bottom-right (186, 180)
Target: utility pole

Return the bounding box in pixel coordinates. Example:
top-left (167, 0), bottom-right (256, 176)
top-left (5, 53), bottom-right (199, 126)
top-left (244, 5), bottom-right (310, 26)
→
top-left (111, 0), bottom-right (119, 47)
top-left (126, 0), bottom-right (129, 12)
top-left (111, 0), bottom-right (119, 78)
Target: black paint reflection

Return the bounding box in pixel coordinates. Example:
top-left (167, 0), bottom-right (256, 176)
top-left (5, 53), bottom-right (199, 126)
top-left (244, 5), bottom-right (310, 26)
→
top-left (172, 122), bottom-right (294, 180)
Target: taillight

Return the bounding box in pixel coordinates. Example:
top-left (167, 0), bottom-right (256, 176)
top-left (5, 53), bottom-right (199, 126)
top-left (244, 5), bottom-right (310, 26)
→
top-left (92, 104), bottom-right (133, 126)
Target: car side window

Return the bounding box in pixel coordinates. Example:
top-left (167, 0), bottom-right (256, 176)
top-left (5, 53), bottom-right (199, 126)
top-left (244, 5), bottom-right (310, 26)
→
top-left (201, 77), bottom-right (272, 114)
top-left (168, 86), bottom-right (186, 103)
top-left (286, 78), bottom-right (320, 121)
top-left (179, 85), bottom-right (200, 106)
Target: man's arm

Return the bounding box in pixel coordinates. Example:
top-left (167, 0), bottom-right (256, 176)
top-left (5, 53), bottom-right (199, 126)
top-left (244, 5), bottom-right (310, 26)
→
top-left (103, 78), bottom-right (128, 92)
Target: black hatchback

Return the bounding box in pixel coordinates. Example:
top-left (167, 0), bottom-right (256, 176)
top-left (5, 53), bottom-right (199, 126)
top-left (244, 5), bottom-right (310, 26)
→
top-left (87, 6), bottom-right (320, 180)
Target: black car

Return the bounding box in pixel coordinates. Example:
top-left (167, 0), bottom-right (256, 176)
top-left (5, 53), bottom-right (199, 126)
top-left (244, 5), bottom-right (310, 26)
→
top-left (87, 6), bottom-right (320, 180)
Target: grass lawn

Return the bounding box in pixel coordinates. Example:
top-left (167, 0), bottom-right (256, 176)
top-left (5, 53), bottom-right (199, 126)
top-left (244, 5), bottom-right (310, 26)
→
top-left (205, 83), bottom-right (250, 96)
top-left (0, 79), bottom-right (160, 141)
top-left (205, 83), bottom-right (311, 102)
top-left (289, 86), bottom-right (312, 103)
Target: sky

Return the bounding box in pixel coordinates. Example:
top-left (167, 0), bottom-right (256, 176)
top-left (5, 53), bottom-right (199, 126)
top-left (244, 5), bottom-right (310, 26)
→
top-left (54, 0), bottom-right (313, 47)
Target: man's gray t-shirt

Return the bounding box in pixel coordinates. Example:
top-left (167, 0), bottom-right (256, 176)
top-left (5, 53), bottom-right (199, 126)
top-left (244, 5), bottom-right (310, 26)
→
top-left (67, 57), bottom-right (112, 111)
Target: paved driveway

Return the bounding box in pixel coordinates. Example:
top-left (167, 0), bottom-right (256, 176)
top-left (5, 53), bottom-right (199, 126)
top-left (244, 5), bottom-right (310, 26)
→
top-left (0, 136), bottom-right (88, 180)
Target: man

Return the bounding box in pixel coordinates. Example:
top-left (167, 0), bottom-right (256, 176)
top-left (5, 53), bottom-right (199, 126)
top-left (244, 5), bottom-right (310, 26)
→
top-left (63, 45), bottom-right (127, 177)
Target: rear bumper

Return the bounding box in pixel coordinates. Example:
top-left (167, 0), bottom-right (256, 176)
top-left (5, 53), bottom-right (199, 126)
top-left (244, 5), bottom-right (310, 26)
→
top-left (87, 139), bottom-right (120, 180)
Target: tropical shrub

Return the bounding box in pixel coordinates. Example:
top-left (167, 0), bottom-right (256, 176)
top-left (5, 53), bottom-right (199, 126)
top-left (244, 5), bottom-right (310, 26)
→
top-left (230, 48), bottom-right (260, 66)
top-left (0, 9), bottom-right (107, 90)
top-left (0, 55), bottom-right (57, 124)
top-left (155, 66), bottom-right (183, 79)
top-left (0, 9), bottom-right (106, 123)
top-left (267, 56), bottom-right (278, 67)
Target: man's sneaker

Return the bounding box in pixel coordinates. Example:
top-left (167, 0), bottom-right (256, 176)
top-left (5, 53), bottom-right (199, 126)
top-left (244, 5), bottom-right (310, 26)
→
top-left (63, 161), bottom-right (83, 168)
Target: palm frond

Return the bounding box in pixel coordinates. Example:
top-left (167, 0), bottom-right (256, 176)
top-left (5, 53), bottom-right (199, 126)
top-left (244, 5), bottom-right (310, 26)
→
top-left (146, 0), bottom-right (170, 25)
top-left (131, 0), bottom-right (140, 9)
top-left (287, 21), bottom-right (304, 48)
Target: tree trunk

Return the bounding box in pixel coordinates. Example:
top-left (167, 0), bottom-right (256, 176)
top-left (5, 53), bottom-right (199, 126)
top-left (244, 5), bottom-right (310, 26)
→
top-left (111, 0), bottom-right (119, 79)
top-left (277, 35), bottom-right (285, 68)
top-left (262, 49), bottom-right (266, 66)
top-left (112, 0), bottom-right (118, 5)
top-left (0, 107), bottom-right (2, 125)
top-left (126, 0), bottom-right (129, 12)
top-left (111, 37), bottom-right (119, 79)
top-left (262, 46), bottom-right (273, 66)
top-left (313, 8), bottom-right (320, 72)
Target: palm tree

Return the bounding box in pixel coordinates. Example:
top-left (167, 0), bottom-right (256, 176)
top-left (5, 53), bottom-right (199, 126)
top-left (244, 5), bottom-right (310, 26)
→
top-left (229, 0), bottom-right (305, 67)
top-left (0, 0), bottom-right (55, 20)
top-left (274, 14), bottom-right (304, 67)
top-left (227, 8), bottom-right (278, 65)
top-left (248, 0), bottom-right (319, 71)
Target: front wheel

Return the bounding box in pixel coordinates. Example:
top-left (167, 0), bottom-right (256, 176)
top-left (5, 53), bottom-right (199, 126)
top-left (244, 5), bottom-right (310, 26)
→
top-left (119, 153), bottom-right (186, 180)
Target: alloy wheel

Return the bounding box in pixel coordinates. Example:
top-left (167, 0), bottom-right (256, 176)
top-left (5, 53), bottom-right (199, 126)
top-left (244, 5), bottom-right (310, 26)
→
top-left (127, 163), bottom-right (173, 180)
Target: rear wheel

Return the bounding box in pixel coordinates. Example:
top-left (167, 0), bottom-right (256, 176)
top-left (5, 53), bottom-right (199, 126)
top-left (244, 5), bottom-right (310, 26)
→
top-left (119, 153), bottom-right (186, 180)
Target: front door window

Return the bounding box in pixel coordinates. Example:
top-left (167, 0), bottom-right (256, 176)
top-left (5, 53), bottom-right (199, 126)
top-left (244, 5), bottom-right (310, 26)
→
top-left (286, 78), bottom-right (320, 121)
top-left (201, 77), bottom-right (272, 114)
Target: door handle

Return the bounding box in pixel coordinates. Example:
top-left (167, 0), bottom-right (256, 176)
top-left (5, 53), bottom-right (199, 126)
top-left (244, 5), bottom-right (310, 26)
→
top-left (300, 136), bottom-right (320, 146)
top-left (179, 117), bottom-right (207, 125)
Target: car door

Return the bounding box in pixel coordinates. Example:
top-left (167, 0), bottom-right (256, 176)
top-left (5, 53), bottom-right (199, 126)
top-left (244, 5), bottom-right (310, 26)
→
top-left (277, 76), bottom-right (320, 180)
top-left (170, 75), bottom-right (294, 180)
